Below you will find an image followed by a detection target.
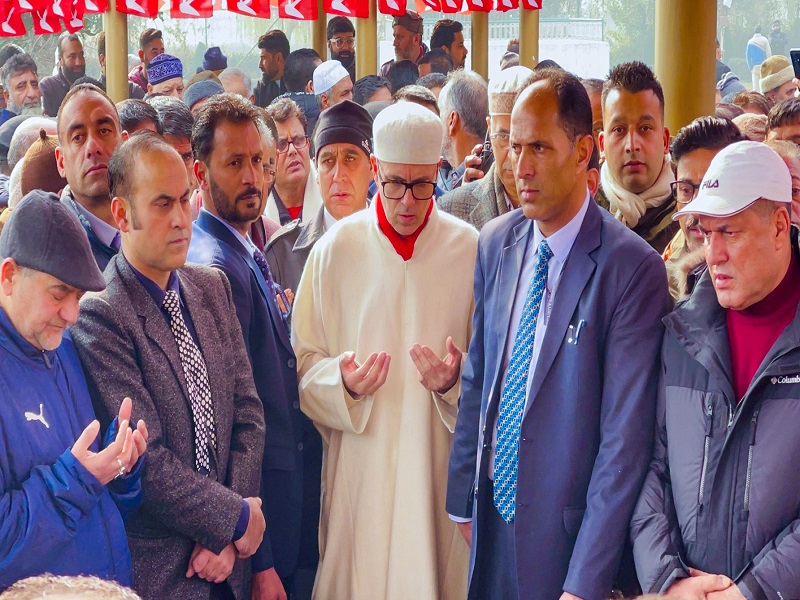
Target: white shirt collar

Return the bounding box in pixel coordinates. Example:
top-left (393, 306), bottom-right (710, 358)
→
top-left (323, 207), bottom-right (336, 230)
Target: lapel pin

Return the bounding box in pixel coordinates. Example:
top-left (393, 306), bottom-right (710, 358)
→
top-left (567, 319), bottom-right (586, 345)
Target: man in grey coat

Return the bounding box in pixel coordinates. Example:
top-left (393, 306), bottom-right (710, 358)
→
top-left (631, 141), bottom-right (800, 600)
top-left (266, 100), bottom-right (373, 293)
top-left (72, 133), bottom-right (266, 600)
top-left (438, 66), bottom-right (530, 231)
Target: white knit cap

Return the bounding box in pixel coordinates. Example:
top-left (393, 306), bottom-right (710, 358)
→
top-left (759, 55), bottom-right (795, 94)
top-left (373, 101), bottom-right (443, 165)
top-left (488, 65), bottom-right (533, 115)
top-left (675, 141), bottom-right (791, 219)
top-left (313, 60), bottom-right (350, 95)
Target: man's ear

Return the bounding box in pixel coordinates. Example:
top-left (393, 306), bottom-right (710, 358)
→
top-left (55, 146), bottom-right (66, 178)
top-left (448, 110), bottom-right (459, 137)
top-left (0, 257), bottom-right (18, 296)
top-left (138, 49), bottom-right (144, 64)
top-left (194, 159), bottom-right (209, 191)
top-left (663, 127), bottom-right (671, 155)
top-left (110, 196), bottom-right (129, 233)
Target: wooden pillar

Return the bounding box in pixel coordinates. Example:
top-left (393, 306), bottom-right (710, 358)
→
top-left (312, 1), bottom-right (328, 60)
top-left (355, 0), bottom-right (377, 79)
top-left (471, 12), bottom-right (488, 80)
top-left (519, 8), bottom-right (539, 69)
top-left (103, 3), bottom-right (129, 103)
top-left (655, 0), bottom-right (716, 133)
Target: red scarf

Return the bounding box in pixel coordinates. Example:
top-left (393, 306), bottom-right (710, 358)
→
top-left (287, 205), bottom-right (303, 221)
top-left (376, 194), bottom-right (434, 261)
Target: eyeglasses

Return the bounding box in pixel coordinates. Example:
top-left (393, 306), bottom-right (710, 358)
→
top-left (330, 37), bottom-right (355, 49)
top-left (276, 135), bottom-right (308, 153)
top-left (380, 180), bottom-right (436, 201)
top-left (489, 132), bottom-right (510, 149)
top-left (670, 179), bottom-right (701, 204)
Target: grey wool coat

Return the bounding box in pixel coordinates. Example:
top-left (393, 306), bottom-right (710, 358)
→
top-left (71, 254), bottom-right (265, 600)
top-left (437, 163), bottom-right (512, 231)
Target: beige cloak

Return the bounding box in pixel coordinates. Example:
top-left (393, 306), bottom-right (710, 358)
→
top-left (292, 201), bottom-right (478, 600)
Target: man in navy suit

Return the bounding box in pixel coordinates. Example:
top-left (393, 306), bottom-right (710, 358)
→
top-left (186, 93), bottom-right (320, 600)
top-left (446, 68), bottom-right (671, 600)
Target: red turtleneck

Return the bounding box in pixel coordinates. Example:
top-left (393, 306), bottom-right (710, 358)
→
top-left (376, 194), bottom-right (433, 261)
top-left (726, 253), bottom-right (800, 401)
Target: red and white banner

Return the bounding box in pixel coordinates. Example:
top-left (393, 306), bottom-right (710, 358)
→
top-left (0, 4), bottom-right (26, 37)
top-left (278, 0), bottom-right (316, 20)
top-left (170, 0), bottom-right (213, 17)
top-left (465, 0), bottom-right (490, 12)
top-left (414, 0), bottom-right (441, 12)
top-left (494, 0), bottom-right (517, 12)
top-left (323, 0), bottom-right (367, 18)
top-left (80, 0), bottom-right (110, 14)
top-left (64, 2), bottom-right (86, 32)
top-left (226, 0), bottom-right (269, 17)
top-left (33, 7), bottom-right (62, 35)
top-left (13, 0), bottom-right (40, 13)
top-left (521, 0), bottom-right (540, 8)
top-left (115, 0), bottom-right (159, 17)
top-left (377, 0), bottom-right (404, 16)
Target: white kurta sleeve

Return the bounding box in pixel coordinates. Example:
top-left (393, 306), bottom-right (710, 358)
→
top-left (291, 241), bottom-right (377, 435)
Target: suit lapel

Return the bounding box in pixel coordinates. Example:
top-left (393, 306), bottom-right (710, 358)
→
top-left (488, 216), bottom-right (533, 402)
top-left (525, 202), bottom-right (602, 416)
top-left (116, 256), bottom-right (192, 409)
top-left (196, 211), bottom-right (293, 354)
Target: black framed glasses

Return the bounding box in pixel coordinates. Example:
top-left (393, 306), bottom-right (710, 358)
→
top-left (330, 37), bottom-right (355, 49)
top-left (670, 179), bottom-right (701, 204)
top-left (277, 135), bottom-right (308, 153)
top-left (380, 180), bottom-right (436, 201)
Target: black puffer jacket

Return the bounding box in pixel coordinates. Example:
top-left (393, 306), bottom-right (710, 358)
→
top-left (631, 234), bottom-right (800, 600)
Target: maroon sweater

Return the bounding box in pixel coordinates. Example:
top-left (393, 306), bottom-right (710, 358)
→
top-left (726, 254), bottom-right (800, 401)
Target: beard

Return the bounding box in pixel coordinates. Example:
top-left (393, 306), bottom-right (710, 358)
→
top-left (19, 104), bottom-right (43, 116)
top-left (210, 175), bottom-right (263, 226)
top-left (63, 66), bottom-right (86, 85)
top-left (334, 52), bottom-right (355, 70)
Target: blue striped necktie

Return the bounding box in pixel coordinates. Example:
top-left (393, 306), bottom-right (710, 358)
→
top-left (493, 239), bottom-right (553, 523)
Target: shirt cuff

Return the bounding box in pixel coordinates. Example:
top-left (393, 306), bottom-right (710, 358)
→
top-left (448, 513), bottom-right (472, 524)
top-left (232, 499), bottom-right (250, 542)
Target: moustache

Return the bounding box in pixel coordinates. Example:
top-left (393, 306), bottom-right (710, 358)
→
top-left (237, 187), bottom-right (262, 202)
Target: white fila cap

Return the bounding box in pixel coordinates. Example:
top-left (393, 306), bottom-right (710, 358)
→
top-left (675, 140), bottom-right (792, 219)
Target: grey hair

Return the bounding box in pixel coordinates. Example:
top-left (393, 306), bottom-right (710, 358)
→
top-left (8, 118), bottom-right (55, 170)
top-left (438, 69), bottom-right (488, 140)
top-left (2, 53), bottom-right (37, 92)
top-left (219, 67), bottom-right (252, 97)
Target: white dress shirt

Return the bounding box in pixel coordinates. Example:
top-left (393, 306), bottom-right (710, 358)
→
top-left (488, 192), bottom-right (591, 479)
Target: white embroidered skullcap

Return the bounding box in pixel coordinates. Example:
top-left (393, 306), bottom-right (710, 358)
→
top-left (372, 101), bottom-right (442, 165)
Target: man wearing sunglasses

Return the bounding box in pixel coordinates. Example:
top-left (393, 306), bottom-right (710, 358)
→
top-left (291, 101), bottom-right (476, 600)
top-left (327, 16), bottom-right (355, 83)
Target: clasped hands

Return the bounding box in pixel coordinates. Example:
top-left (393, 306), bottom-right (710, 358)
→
top-left (340, 336), bottom-right (463, 398)
top-left (186, 496), bottom-right (266, 583)
top-left (666, 568), bottom-right (746, 600)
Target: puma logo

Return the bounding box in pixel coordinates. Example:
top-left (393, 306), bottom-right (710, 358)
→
top-left (25, 404), bottom-right (50, 429)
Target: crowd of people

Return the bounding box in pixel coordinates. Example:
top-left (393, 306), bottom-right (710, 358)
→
top-left (0, 11), bottom-right (799, 600)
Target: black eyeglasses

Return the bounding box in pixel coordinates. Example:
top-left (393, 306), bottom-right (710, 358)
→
top-left (277, 135), bottom-right (308, 154)
top-left (379, 174), bottom-right (436, 200)
top-left (670, 179), bottom-right (701, 204)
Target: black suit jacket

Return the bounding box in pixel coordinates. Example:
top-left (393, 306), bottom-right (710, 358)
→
top-left (72, 255), bottom-right (265, 600)
top-left (187, 211), bottom-right (320, 577)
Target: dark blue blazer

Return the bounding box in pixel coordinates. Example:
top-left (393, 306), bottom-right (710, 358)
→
top-left (187, 211), bottom-right (319, 577)
top-left (447, 200), bottom-right (671, 600)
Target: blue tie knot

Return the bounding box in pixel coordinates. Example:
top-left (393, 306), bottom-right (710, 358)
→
top-left (538, 239), bottom-right (553, 263)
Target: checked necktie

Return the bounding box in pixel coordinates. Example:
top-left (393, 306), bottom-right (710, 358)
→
top-left (493, 239), bottom-right (553, 522)
top-left (163, 289), bottom-right (216, 473)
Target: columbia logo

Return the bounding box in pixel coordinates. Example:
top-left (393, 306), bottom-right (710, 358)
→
top-left (702, 179), bottom-right (719, 189)
top-left (772, 375), bottom-right (800, 384)
top-left (362, 139), bottom-right (371, 153)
